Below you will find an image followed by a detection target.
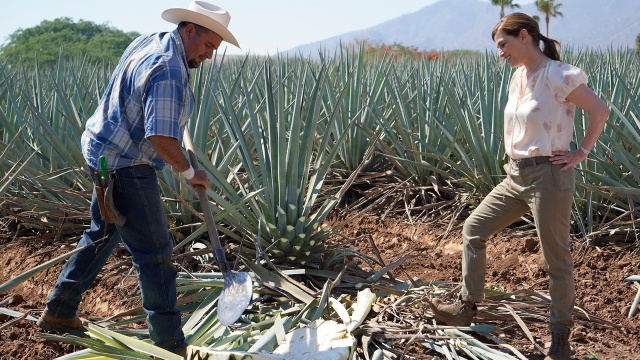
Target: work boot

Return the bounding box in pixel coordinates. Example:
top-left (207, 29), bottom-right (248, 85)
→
top-left (544, 326), bottom-right (571, 360)
top-left (37, 311), bottom-right (86, 332)
top-left (429, 297), bottom-right (477, 326)
top-left (174, 344), bottom-right (188, 359)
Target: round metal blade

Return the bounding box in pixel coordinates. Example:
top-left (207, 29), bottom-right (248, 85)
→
top-left (217, 271), bottom-right (253, 326)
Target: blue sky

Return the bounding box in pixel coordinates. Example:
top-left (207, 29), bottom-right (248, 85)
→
top-left (0, 0), bottom-right (534, 55)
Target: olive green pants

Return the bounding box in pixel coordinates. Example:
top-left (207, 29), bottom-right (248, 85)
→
top-left (461, 160), bottom-right (575, 328)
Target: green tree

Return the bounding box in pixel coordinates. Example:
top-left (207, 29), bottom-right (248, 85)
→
top-left (535, 0), bottom-right (563, 37)
top-left (637, 33), bottom-right (640, 56)
top-left (0, 18), bottom-right (139, 67)
top-left (490, 0), bottom-right (521, 19)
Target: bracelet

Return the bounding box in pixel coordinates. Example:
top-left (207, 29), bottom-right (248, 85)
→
top-left (181, 165), bottom-right (195, 180)
top-left (579, 146), bottom-right (590, 155)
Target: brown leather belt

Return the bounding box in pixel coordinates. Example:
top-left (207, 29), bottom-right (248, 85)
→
top-left (511, 156), bottom-right (551, 168)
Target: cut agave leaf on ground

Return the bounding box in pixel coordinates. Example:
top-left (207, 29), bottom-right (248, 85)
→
top-left (87, 323), bottom-right (182, 360)
top-left (38, 333), bottom-right (149, 359)
top-left (348, 288), bottom-right (376, 333)
top-left (53, 348), bottom-right (99, 360)
top-left (247, 316), bottom-right (294, 353)
top-left (625, 275), bottom-right (640, 318)
top-left (0, 307), bottom-right (38, 321)
top-left (243, 261), bottom-right (314, 303)
top-left (329, 297), bottom-right (351, 328)
top-left (187, 346), bottom-right (284, 360)
top-left (445, 329), bottom-right (520, 360)
top-left (273, 319), bottom-right (354, 360)
top-left (183, 287), bottom-right (223, 333)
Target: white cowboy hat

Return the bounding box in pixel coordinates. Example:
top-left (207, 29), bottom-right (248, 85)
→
top-left (162, 1), bottom-right (240, 48)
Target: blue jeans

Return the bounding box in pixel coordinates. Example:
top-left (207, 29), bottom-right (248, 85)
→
top-left (45, 165), bottom-right (185, 352)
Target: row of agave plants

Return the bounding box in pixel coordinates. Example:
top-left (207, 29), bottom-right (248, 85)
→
top-left (0, 46), bottom-right (638, 359)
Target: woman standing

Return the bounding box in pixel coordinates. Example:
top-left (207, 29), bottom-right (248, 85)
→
top-left (429, 12), bottom-right (609, 360)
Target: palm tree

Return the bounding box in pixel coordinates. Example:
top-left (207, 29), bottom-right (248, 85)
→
top-left (490, 0), bottom-right (521, 19)
top-left (535, 0), bottom-right (563, 37)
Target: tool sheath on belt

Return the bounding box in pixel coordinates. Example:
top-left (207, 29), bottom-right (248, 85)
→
top-left (93, 156), bottom-right (126, 227)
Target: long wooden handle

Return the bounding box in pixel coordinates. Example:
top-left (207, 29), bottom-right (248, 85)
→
top-left (183, 129), bottom-right (229, 272)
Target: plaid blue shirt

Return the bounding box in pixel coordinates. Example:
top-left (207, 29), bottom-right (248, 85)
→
top-left (81, 29), bottom-right (194, 171)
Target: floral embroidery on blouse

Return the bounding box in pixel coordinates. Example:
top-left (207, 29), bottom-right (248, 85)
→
top-left (565, 108), bottom-right (574, 118)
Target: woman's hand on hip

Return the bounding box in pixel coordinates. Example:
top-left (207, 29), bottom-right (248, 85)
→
top-left (550, 150), bottom-right (587, 171)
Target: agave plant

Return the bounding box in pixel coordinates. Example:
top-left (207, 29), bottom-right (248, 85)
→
top-left (211, 58), bottom-right (358, 265)
top-left (321, 44), bottom-right (394, 174)
top-left (0, 57), bottom-right (104, 236)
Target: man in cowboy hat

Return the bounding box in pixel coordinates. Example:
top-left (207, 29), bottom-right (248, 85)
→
top-left (37, 1), bottom-right (239, 356)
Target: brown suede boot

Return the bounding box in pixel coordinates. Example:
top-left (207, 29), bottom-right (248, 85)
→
top-left (429, 298), bottom-right (478, 326)
top-left (544, 326), bottom-right (571, 360)
top-left (37, 311), bottom-right (86, 332)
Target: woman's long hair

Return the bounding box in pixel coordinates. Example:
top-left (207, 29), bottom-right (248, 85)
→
top-left (491, 12), bottom-right (561, 61)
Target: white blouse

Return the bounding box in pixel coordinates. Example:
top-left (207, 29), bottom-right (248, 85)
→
top-left (504, 60), bottom-right (587, 159)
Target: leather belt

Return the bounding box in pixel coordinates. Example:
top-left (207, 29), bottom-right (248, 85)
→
top-left (511, 156), bottom-right (551, 168)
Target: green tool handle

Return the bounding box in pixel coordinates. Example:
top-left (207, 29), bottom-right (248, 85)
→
top-left (99, 156), bottom-right (108, 181)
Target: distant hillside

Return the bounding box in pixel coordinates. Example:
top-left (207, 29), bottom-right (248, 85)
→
top-left (288, 0), bottom-right (640, 55)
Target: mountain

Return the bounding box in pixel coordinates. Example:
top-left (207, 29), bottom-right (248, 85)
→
top-left (288, 0), bottom-right (640, 55)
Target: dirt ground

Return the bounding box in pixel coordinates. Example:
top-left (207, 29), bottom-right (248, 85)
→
top-left (1, 212), bottom-right (639, 359)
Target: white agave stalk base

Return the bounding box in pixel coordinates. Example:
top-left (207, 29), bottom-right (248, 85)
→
top-left (187, 347), bottom-right (284, 360)
top-left (272, 319), bottom-right (355, 360)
